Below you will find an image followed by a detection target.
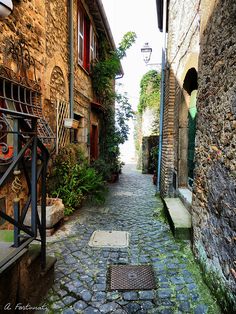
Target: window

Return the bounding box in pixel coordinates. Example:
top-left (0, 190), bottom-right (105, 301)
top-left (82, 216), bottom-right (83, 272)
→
top-left (0, 77), bottom-right (54, 146)
top-left (78, 10), bottom-right (84, 62)
top-left (78, 5), bottom-right (97, 71)
top-left (90, 27), bottom-right (98, 64)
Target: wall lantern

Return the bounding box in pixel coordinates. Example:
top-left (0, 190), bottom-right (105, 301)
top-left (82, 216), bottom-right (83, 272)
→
top-left (141, 42), bottom-right (152, 64)
top-left (0, 0), bottom-right (13, 19)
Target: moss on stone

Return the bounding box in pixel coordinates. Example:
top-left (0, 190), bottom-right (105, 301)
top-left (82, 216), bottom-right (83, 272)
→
top-left (195, 241), bottom-right (236, 313)
top-left (153, 198), bottom-right (167, 223)
top-left (0, 230), bottom-right (14, 242)
top-left (153, 198), bottom-right (222, 313)
top-left (174, 240), bottom-right (222, 314)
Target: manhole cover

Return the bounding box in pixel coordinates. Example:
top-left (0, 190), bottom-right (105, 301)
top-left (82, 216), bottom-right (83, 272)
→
top-left (108, 265), bottom-right (156, 291)
top-left (88, 230), bottom-right (129, 248)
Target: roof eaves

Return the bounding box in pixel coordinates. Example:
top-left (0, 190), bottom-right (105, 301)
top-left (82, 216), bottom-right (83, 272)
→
top-left (156, 0), bottom-right (169, 33)
top-left (96, 0), bottom-right (116, 51)
top-left (85, 0), bottom-right (123, 75)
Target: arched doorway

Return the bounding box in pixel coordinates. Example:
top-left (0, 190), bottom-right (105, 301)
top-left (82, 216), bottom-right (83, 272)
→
top-left (187, 89), bottom-right (197, 187)
top-left (179, 68), bottom-right (198, 189)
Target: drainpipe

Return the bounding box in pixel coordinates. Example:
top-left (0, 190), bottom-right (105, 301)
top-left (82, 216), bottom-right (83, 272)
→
top-left (156, 0), bottom-right (167, 194)
top-left (69, 0), bottom-right (74, 119)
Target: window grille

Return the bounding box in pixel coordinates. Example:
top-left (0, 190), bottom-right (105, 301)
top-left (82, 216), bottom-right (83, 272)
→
top-left (0, 38), bottom-right (55, 149)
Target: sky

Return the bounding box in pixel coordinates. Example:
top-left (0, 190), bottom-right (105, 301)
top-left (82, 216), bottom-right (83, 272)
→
top-left (101, 0), bottom-right (162, 162)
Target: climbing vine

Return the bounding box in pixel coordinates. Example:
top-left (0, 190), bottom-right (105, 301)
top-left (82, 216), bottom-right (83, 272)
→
top-left (91, 31), bottom-right (136, 105)
top-left (138, 70), bottom-right (161, 114)
top-left (91, 32), bottom-right (136, 172)
top-left (135, 70), bottom-right (161, 170)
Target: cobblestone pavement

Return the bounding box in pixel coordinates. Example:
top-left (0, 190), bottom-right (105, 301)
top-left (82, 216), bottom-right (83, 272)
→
top-left (43, 164), bottom-right (221, 314)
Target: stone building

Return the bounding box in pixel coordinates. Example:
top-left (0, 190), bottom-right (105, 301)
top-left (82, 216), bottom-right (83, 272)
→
top-left (0, 0), bottom-right (116, 221)
top-left (0, 0), bottom-right (117, 307)
top-left (0, 0), bottom-right (116, 160)
top-left (156, 0), bottom-right (236, 311)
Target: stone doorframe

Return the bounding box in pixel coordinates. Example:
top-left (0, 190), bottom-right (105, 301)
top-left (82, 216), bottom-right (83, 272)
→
top-left (178, 67), bottom-right (198, 190)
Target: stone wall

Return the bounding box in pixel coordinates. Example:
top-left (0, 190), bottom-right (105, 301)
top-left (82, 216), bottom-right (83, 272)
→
top-left (161, 0), bottom-right (236, 309)
top-left (0, 245), bottom-right (55, 312)
top-left (0, 1), bottom-right (46, 73)
top-left (192, 0), bottom-right (236, 310)
top-left (0, 1), bottom-right (47, 225)
top-left (44, 0), bottom-right (91, 148)
top-left (142, 107), bottom-right (159, 137)
top-left (0, 0), bottom-right (108, 221)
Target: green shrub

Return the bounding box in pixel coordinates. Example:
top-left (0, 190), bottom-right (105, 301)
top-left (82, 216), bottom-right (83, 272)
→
top-left (91, 159), bottom-right (112, 180)
top-left (47, 144), bottom-right (107, 215)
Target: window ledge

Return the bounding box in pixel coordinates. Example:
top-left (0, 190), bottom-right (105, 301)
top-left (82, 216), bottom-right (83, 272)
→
top-left (77, 63), bottom-right (90, 76)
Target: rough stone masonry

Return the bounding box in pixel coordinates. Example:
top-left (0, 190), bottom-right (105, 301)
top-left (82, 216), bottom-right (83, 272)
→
top-left (192, 0), bottom-right (236, 311)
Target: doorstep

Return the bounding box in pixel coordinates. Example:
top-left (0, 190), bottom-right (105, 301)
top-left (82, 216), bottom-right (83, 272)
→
top-left (163, 197), bottom-right (192, 240)
top-left (178, 187), bottom-right (192, 211)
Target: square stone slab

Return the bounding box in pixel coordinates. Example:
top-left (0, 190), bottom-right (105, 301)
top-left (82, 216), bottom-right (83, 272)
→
top-left (88, 230), bottom-right (129, 248)
top-left (108, 265), bottom-right (156, 291)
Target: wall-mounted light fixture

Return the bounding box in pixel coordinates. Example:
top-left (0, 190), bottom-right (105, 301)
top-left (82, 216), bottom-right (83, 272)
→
top-left (0, 0), bottom-right (13, 19)
top-left (141, 42), bottom-right (152, 64)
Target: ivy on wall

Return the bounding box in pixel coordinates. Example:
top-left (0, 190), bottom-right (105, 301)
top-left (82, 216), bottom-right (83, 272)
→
top-left (91, 31), bottom-right (136, 105)
top-left (135, 70), bottom-right (161, 170)
top-left (138, 70), bottom-right (161, 114)
top-left (90, 32), bottom-right (136, 172)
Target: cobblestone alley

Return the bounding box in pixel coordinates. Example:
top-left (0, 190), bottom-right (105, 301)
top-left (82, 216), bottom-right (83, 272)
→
top-left (43, 164), bottom-right (221, 314)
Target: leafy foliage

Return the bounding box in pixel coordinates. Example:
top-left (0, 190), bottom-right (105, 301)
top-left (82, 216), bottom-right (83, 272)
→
top-left (91, 158), bottom-right (111, 181)
top-left (93, 31), bottom-right (136, 101)
top-left (47, 144), bottom-right (107, 215)
top-left (149, 145), bottom-right (159, 174)
top-left (116, 93), bottom-right (134, 143)
top-left (91, 31), bottom-right (136, 104)
top-left (134, 70), bottom-right (161, 169)
top-left (103, 93), bottom-right (134, 162)
top-left (138, 70), bottom-right (161, 114)
top-left (91, 32), bottom-right (136, 173)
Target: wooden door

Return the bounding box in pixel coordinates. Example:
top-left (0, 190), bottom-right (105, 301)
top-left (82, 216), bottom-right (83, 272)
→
top-left (90, 124), bottom-right (98, 160)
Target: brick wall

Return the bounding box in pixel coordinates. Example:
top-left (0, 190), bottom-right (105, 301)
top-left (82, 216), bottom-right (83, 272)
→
top-left (160, 68), bottom-right (176, 196)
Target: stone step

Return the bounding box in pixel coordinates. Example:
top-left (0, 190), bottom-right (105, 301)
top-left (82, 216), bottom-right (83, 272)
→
top-left (0, 243), bottom-right (56, 309)
top-left (164, 197), bottom-right (192, 240)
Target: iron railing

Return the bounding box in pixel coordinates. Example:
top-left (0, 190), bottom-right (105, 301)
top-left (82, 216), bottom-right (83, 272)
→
top-left (0, 37), bottom-right (55, 270)
top-left (0, 110), bottom-right (49, 269)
